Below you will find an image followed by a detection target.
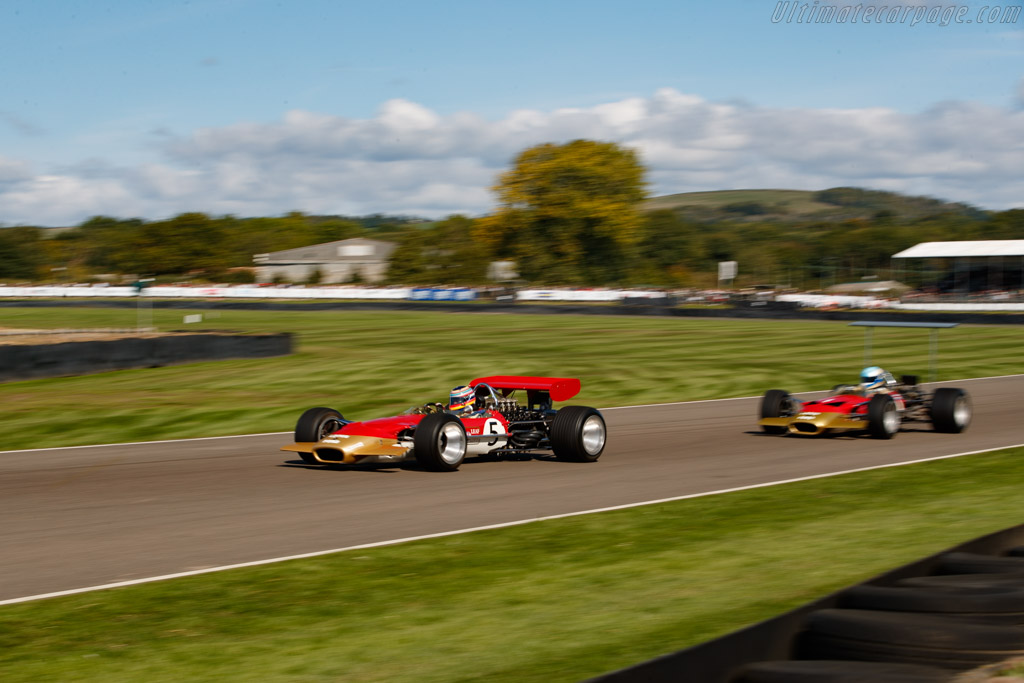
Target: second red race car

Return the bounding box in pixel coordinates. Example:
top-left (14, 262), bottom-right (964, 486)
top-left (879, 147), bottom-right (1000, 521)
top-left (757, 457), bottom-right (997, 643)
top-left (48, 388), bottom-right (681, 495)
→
top-left (758, 366), bottom-right (971, 439)
top-left (282, 375), bottom-right (607, 471)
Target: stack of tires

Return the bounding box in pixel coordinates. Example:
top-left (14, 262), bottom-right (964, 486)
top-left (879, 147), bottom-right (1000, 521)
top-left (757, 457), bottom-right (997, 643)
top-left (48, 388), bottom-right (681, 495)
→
top-left (734, 549), bottom-right (1024, 682)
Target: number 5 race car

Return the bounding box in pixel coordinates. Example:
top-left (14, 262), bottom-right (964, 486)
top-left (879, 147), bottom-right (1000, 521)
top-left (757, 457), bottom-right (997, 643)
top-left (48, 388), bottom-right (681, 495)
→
top-left (281, 376), bottom-right (607, 471)
top-left (758, 373), bottom-right (971, 439)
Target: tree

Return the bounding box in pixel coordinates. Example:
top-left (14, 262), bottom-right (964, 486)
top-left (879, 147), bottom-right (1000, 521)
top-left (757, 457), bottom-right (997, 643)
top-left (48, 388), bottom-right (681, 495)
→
top-left (0, 227), bottom-right (43, 279)
top-left (477, 139), bottom-right (647, 284)
top-left (385, 216), bottom-right (488, 285)
top-left (635, 210), bottom-right (700, 285)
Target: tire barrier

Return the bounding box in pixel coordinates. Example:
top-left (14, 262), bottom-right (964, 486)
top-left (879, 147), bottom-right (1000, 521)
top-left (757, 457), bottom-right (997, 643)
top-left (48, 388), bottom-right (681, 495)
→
top-left (0, 332), bottom-right (292, 382)
top-left (588, 525), bottom-right (1024, 683)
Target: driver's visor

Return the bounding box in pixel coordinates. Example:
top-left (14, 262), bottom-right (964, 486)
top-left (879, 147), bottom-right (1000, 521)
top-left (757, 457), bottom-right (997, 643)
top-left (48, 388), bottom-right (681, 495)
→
top-left (449, 398), bottom-right (474, 412)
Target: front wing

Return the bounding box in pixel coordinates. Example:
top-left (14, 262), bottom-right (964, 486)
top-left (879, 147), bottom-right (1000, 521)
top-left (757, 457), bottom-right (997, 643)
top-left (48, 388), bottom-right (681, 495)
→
top-left (281, 423), bottom-right (514, 465)
top-left (282, 435), bottom-right (412, 464)
top-left (760, 411), bottom-right (868, 436)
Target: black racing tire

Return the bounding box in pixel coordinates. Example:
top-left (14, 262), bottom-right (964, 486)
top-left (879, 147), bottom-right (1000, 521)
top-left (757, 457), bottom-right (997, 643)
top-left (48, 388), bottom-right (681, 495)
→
top-left (759, 389), bottom-right (792, 434)
top-left (930, 387), bottom-right (971, 433)
top-left (550, 406), bottom-right (606, 462)
top-left (294, 407), bottom-right (345, 465)
top-left (413, 412), bottom-right (467, 472)
top-left (732, 660), bottom-right (950, 683)
top-left (867, 393), bottom-right (900, 439)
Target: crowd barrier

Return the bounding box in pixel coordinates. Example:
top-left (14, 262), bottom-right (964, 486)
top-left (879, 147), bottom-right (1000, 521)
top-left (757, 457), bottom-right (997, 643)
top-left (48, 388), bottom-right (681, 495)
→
top-left (4, 285), bottom-right (1024, 313)
top-left (0, 285), bottom-right (665, 303)
top-left (409, 287), bottom-right (476, 301)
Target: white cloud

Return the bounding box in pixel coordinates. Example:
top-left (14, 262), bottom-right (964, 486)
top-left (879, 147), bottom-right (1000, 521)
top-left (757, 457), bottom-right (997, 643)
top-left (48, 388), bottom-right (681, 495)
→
top-left (1, 88), bottom-right (1023, 226)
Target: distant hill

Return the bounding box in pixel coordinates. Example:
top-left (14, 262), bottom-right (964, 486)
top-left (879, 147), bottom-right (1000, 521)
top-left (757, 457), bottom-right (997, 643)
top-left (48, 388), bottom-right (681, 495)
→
top-left (641, 187), bottom-right (987, 223)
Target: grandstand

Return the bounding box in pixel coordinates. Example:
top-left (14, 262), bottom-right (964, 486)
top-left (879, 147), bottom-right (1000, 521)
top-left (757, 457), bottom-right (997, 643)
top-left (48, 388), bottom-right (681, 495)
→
top-left (892, 240), bottom-right (1024, 302)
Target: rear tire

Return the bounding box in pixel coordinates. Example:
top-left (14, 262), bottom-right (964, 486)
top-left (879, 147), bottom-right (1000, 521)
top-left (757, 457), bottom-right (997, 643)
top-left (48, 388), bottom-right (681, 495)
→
top-left (413, 412), bottom-right (467, 472)
top-left (760, 389), bottom-right (793, 434)
top-left (550, 406), bottom-right (606, 462)
top-left (867, 393), bottom-right (899, 439)
top-left (295, 407), bottom-right (345, 465)
top-left (931, 387), bottom-right (971, 433)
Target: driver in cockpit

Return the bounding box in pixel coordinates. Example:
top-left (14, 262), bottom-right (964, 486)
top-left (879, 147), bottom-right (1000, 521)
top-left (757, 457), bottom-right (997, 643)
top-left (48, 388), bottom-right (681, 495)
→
top-left (448, 385), bottom-right (477, 416)
top-left (859, 366), bottom-right (897, 394)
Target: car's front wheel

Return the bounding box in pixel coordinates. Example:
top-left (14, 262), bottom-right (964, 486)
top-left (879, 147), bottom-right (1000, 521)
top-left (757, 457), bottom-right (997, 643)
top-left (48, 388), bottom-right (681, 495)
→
top-left (550, 406), bottom-right (606, 462)
top-left (414, 412), bottom-right (467, 472)
top-left (760, 389), bottom-right (795, 434)
top-left (866, 394), bottom-right (900, 439)
top-left (294, 407), bottom-right (345, 465)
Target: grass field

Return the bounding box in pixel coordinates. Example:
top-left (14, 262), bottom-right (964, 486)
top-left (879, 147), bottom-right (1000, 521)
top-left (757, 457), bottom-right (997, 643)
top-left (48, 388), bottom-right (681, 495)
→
top-left (1, 447), bottom-right (1023, 682)
top-left (0, 306), bottom-right (1021, 450)
top-left (2, 307), bottom-right (1022, 679)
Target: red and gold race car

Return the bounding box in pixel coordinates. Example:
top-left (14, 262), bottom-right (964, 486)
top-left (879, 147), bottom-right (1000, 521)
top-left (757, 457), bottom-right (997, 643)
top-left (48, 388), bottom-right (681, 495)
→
top-left (282, 375), bottom-right (606, 471)
top-left (758, 370), bottom-right (971, 439)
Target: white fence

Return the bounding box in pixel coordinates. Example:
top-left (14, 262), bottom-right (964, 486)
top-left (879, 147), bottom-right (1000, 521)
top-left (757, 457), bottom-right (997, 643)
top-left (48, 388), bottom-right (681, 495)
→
top-left (0, 285), bottom-right (413, 299)
top-left (0, 285), bottom-right (667, 302)
top-left (3, 285), bottom-right (1024, 311)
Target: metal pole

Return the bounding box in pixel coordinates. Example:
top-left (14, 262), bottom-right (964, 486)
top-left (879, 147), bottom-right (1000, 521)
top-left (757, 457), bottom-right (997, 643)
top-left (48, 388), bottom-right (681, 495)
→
top-left (929, 329), bottom-right (938, 383)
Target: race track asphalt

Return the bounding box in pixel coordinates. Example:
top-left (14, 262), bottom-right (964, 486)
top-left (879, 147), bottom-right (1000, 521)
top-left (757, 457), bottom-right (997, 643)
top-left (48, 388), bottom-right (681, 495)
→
top-left (2, 375), bottom-right (1022, 603)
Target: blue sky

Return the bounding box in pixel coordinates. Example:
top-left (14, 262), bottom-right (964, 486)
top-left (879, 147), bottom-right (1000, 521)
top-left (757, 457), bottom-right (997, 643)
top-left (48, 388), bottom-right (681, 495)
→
top-left (1, 0), bottom-right (1021, 224)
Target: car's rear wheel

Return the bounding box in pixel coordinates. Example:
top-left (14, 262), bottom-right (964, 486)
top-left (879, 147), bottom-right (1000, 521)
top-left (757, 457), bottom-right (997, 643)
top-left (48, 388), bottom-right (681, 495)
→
top-left (760, 389), bottom-right (794, 434)
top-left (550, 406), bottom-right (606, 462)
top-left (931, 387), bottom-right (971, 433)
top-left (414, 412), bottom-right (467, 472)
top-left (867, 394), bottom-right (899, 439)
top-left (295, 407), bottom-right (345, 465)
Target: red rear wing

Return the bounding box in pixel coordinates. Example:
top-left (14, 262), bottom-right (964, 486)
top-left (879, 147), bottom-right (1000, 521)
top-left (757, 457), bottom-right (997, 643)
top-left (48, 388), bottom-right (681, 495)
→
top-left (469, 376), bottom-right (581, 403)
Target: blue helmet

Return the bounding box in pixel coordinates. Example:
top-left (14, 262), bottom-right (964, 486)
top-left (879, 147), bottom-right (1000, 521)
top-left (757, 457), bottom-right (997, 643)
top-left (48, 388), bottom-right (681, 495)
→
top-left (860, 366), bottom-right (887, 390)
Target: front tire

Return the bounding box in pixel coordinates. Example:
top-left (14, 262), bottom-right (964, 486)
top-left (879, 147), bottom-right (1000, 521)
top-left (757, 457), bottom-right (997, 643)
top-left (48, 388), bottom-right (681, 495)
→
top-left (931, 387), bottom-right (971, 433)
top-left (760, 389), bottom-right (794, 434)
top-left (414, 412), bottom-right (467, 472)
top-left (867, 394), bottom-right (899, 439)
top-left (295, 407), bottom-right (345, 465)
top-left (550, 406), bottom-right (606, 462)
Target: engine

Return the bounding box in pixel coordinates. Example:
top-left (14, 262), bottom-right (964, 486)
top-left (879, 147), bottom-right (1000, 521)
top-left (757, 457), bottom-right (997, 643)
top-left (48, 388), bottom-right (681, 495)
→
top-left (474, 383), bottom-right (552, 450)
top-left (496, 403), bottom-right (552, 449)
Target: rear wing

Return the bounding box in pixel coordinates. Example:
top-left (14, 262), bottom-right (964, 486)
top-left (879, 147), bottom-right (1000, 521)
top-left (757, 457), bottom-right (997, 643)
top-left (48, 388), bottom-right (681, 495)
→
top-left (469, 375), bottom-right (581, 404)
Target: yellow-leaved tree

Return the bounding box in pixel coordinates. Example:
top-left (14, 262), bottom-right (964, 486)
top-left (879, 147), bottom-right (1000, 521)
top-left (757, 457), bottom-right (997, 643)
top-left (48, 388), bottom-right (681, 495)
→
top-left (474, 139), bottom-right (647, 284)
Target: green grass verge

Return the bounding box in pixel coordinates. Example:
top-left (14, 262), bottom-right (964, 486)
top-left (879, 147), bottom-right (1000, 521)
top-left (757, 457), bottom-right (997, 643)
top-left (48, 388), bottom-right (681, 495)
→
top-left (1, 448), bottom-right (1023, 682)
top-left (0, 307), bottom-right (1021, 450)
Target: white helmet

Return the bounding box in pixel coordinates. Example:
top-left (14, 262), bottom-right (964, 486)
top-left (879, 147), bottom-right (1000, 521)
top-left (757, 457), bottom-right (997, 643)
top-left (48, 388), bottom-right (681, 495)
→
top-left (860, 366), bottom-right (887, 390)
top-left (449, 385), bottom-right (475, 415)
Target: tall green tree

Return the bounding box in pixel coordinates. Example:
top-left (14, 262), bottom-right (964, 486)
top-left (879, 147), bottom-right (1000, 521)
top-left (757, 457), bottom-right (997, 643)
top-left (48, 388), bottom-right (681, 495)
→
top-left (386, 216), bottom-right (487, 285)
top-left (0, 227), bottom-right (43, 279)
top-left (477, 139), bottom-right (647, 284)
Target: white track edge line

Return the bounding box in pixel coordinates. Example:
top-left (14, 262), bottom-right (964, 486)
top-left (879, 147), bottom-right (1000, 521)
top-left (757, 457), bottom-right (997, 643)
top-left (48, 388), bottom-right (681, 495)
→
top-left (3, 440), bottom-right (1022, 607)
top-left (0, 431), bottom-right (291, 454)
top-left (4, 372), bottom-right (1022, 455)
